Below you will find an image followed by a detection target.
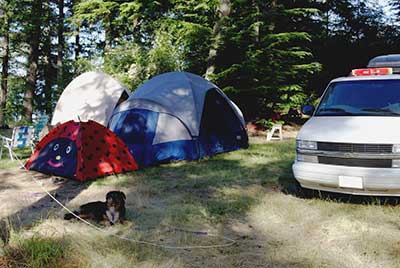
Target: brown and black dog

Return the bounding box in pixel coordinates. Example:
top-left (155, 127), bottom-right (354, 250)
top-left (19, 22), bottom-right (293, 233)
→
top-left (64, 191), bottom-right (126, 225)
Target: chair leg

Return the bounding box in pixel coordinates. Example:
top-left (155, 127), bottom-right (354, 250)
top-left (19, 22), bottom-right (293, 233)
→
top-left (8, 147), bottom-right (13, 161)
top-left (266, 131), bottom-right (272, 141)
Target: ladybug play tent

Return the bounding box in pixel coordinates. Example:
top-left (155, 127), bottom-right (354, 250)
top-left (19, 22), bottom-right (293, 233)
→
top-left (108, 71), bottom-right (248, 166)
top-left (25, 120), bottom-right (138, 181)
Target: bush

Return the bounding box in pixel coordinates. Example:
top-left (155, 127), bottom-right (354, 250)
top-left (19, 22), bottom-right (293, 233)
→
top-left (256, 118), bottom-right (284, 130)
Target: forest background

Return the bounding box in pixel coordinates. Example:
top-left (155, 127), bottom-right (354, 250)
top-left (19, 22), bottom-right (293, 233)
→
top-left (0, 0), bottom-right (398, 125)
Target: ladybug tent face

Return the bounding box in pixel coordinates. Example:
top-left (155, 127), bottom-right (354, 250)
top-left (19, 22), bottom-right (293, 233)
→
top-left (25, 120), bottom-right (138, 181)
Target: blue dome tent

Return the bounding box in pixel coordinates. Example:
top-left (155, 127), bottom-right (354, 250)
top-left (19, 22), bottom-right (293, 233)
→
top-left (108, 72), bottom-right (248, 166)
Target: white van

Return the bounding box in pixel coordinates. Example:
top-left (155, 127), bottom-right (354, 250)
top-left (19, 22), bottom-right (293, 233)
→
top-left (292, 64), bottom-right (400, 196)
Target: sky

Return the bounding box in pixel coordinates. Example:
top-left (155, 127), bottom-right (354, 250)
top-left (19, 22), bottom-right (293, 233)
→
top-left (374, 0), bottom-right (395, 18)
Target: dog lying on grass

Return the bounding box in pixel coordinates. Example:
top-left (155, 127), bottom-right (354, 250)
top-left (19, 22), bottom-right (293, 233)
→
top-left (64, 191), bottom-right (126, 225)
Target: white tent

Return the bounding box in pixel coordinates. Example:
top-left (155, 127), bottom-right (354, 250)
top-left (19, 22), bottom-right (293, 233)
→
top-left (51, 71), bottom-right (129, 126)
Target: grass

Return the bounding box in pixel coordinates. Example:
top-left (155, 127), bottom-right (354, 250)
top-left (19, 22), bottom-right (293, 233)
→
top-left (5, 235), bottom-right (65, 268)
top-left (0, 147), bottom-right (32, 170)
top-left (2, 139), bottom-right (400, 268)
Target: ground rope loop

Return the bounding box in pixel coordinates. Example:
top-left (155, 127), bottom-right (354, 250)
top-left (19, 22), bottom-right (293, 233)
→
top-left (10, 150), bottom-right (237, 250)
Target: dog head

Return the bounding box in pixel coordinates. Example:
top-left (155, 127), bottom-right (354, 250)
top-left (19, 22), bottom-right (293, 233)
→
top-left (105, 191), bottom-right (126, 210)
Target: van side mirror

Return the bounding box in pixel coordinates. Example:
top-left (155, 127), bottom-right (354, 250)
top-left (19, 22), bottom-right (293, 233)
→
top-left (301, 105), bottom-right (315, 116)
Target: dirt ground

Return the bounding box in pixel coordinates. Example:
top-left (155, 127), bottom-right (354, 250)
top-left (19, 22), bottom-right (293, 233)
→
top-left (3, 132), bottom-right (400, 268)
top-left (0, 168), bottom-right (86, 229)
top-left (0, 127), bottom-right (299, 230)
top-left (0, 129), bottom-right (302, 268)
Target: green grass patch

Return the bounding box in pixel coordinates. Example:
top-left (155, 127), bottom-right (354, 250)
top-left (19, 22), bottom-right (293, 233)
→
top-left (0, 147), bottom-right (32, 169)
top-left (5, 236), bottom-right (65, 268)
top-left (206, 195), bottom-right (254, 217)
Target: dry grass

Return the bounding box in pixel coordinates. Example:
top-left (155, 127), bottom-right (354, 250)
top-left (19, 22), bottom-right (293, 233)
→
top-left (2, 138), bottom-right (400, 267)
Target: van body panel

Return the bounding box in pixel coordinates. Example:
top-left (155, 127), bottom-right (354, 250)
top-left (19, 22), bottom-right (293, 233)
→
top-left (297, 117), bottom-right (400, 144)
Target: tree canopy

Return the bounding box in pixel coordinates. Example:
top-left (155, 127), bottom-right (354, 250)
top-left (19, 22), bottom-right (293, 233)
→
top-left (0, 0), bottom-right (398, 124)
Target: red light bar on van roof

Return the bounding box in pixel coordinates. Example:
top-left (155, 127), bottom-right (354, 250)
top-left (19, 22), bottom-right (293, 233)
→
top-left (351, 67), bottom-right (393, 76)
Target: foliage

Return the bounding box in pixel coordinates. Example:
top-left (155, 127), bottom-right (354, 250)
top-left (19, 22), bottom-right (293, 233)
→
top-left (0, 0), bottom-right (398, 124)
top-left (256, 118), bottom-right (285, 130)
top-left (146, 28), bottom-right (185, 77)
top-left (211, 0), bottom-right (323, 117)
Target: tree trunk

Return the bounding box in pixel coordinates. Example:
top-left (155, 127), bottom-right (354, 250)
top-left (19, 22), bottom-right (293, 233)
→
top-left (75, 27), bottom-right (81, 59)
top-left (43, 5), bottom-right (53, 116)
top-left (253, 0), bottom-right (260, 43)
top-left (23, 0), bottom-right (42, 123)
top-left (57, 0), bottom-right (64, 90)
top-left (205, 0), bottom-right (231, 80)
top-left (0, 5), bottom-right (9, 125)
top-left (71, 0), bottom-right (81, 60)
top-left (105, 26), bottom-right (112, 52)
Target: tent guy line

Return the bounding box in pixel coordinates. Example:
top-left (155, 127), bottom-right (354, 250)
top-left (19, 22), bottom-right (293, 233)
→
top-left (11, 149), bottom-right (237, 250)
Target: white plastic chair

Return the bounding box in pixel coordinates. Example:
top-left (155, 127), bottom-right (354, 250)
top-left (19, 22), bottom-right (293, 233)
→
top-left (266, 124), bottom-right (283, 141)
top-left (0, 126), bottom-right (35, 160)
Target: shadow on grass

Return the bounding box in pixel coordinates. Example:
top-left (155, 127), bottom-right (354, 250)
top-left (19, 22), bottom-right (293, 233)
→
top-left (90, 142), bottom-right (298, 226)
top-left (3, 176), bottom-right (92, 232)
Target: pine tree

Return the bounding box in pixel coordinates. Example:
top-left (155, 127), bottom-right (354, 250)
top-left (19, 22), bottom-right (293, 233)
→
top-left (212, 0), bottom-right (322, 118)
top-left (205, 0), bottom-right (231, 80)
top-left (23, 0), bottom-right (42, 122)
top-left (57, 0), bottom-right (65, 90)
top-left (0, 0), bottom-right (10, 125)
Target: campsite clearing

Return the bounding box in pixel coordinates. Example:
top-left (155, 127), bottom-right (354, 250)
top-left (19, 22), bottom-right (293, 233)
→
top-left (1, 138), bottom-right (400, 268)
